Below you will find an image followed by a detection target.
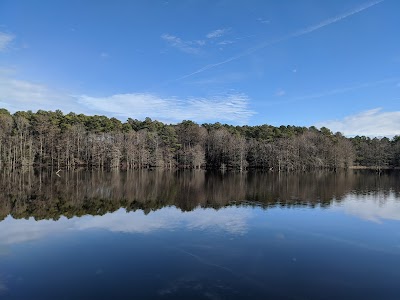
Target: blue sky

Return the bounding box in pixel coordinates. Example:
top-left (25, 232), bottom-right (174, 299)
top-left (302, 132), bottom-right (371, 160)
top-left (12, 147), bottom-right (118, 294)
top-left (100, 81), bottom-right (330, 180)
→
top-left (0, 0), bottom-right (399, 136)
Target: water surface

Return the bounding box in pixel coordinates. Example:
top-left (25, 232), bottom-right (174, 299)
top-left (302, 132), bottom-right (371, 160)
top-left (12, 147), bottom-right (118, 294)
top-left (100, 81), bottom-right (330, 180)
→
top-left (0, 170), bottom-right (399, 300)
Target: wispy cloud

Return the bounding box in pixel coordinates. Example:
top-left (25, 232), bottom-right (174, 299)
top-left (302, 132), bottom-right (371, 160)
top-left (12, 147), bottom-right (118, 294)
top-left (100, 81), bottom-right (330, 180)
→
top-left (218, 40), bottom-right (234, 46)
top-left (100, 52), bottom-right (109, 59)
top-left (176, 0), bottom-right (384, 80)
top-left (78, 92), bottom-right (255, 124)
top-left (0, 73), bottom-right (254, 124)
top-left (186, 72), bottom-right (245, 85)
top-left (275, 89), bottom-right (286, 97)
top-left (0, 67), bottom-right (17, 75)
top-left (0, 75), bottom-right (86, 113)
top-left (0, 32), bottom-right (15, 51)
top-left (162, 28), bottom-right (232, 54)
top-left (0, 77), bottom-right (62, 108)
top-left (292, 77), bottom-right (397, 102)
top-left (316, 108), bottom-right (400, 137)
top-left (206, 28), bottom-right (229, 39)
top-left (262, 77), bottom-right (399, 106)
top-left (161, 34), bottom-right (205, 54)
top-left (257, 18), bottom-right (270, 24)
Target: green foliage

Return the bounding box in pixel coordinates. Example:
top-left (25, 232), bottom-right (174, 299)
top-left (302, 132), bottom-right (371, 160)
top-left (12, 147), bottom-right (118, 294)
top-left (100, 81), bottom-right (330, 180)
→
top-left (0, 108), bottom-right (11, 116)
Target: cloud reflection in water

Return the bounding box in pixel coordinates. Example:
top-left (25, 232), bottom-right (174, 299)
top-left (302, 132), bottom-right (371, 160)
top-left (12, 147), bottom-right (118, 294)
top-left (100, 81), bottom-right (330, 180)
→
top-left (0, 207), bottom-right (252, 246)
top-left (335, 192), bottom-right (400, 223)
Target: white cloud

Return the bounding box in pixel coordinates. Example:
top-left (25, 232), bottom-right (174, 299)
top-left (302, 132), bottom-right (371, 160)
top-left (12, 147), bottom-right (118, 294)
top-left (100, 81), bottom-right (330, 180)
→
top-left (0, 77), bottom-right (60, 108)
top-left (316, 108), bottom-right (400, 137)
top-left (0, 75), bottom-right (87, 113)
top-left (78, 93), bottom-right (171, 116)
top-left (206, 28), bottom-right (228, 39)
top-left (161, 34), bottom-right (204, 54)
top-left (0, 32), bottom-right (15, 51)
top-left (78, 92), bottom-right (255, 124)
top-left (0, 74), bottom-right (254, 124)
top-left (275, 89), bottom-right (286, 97)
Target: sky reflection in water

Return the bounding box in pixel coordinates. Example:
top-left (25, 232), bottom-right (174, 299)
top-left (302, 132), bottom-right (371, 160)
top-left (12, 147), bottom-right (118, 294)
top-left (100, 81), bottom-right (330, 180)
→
top-left (0, 170), bottom-right (400, 300)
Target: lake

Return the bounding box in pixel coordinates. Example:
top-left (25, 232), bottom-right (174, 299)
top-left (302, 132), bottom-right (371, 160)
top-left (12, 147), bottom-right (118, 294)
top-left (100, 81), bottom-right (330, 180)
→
top-left (0, 170), bottom-right (399, 300)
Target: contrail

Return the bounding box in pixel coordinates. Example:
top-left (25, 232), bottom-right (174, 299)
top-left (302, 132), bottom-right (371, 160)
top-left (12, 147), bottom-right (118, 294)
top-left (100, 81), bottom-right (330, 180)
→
top-left (290, 0), bottom-right (384, 37)
top-left (176, 0), bottom-right (384, 81)
top-left (261, 77), bottom-right (400, 106)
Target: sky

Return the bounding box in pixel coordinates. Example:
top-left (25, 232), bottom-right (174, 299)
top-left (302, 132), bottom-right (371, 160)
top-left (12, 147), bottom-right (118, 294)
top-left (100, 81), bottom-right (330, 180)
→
top-left (0, 0), bottom-right (399, 136)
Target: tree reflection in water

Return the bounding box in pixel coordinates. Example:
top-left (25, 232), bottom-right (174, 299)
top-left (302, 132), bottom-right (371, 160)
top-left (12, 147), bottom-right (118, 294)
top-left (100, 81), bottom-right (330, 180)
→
top-left (0, 169), bottom-right (399, 221)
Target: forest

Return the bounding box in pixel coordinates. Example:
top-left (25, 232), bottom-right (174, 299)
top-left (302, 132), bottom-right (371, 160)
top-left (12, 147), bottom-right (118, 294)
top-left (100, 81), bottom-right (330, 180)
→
top-left (0, 108), bottom-right (399, 171)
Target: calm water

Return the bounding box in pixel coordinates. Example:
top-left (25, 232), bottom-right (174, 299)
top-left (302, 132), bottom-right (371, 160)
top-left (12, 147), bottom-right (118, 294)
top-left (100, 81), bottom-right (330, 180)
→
top-left (0, 170), bottom-right (399, 300)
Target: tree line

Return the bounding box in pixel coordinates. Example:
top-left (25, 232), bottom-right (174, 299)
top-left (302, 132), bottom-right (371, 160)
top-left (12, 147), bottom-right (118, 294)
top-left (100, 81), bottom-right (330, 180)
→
top-left (0, 108), bottom-right (399, 170)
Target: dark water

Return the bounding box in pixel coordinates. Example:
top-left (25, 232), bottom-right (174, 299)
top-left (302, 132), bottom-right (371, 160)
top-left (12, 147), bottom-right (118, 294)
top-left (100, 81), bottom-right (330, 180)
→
top-left (0, 170), bottom-right (399, 300)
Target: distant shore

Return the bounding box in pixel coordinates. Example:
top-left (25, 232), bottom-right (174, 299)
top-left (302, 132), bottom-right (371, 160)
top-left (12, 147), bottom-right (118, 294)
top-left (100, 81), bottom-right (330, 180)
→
top-left (0, 108), bottom-right (399, 171)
